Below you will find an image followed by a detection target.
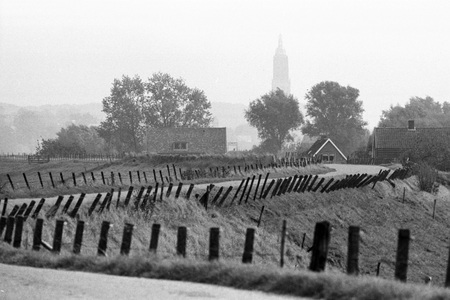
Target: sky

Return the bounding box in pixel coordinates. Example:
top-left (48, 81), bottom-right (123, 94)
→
top-left (1, 0), bottom-right (449, 130)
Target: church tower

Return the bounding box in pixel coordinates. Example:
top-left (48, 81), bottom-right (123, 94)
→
top-left (272, 35), bottom-right (291, 95)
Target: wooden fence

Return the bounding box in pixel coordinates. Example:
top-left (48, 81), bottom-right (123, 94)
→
top-left (2, 161), bottom-right (313, 192)
top-left (0, 153), bottom-right (124, 162)
top-left (2, 215), bottom-right (450, 286)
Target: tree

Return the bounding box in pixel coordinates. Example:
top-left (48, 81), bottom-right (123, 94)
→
top-left (245, 89), bottom-right (304, 153)
top-left (141, 72), bottom-right (212, 128)
top-left (378, 96), bottom-right (450, 128)
top-left (99, 75), bottom-right (146, 152)
top-left (36, 124), bottom-right (107, 156)
top-left (302, 81), bottom-right (367, 156)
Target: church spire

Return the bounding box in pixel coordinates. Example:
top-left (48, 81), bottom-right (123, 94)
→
top-left (272, 35), bottom-right (290, 95)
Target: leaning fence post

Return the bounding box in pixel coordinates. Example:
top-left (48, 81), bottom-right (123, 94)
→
top-left (38, 172), bottom-right (44, 188)
top-left (433, 199), bottom-right (437, 219)
top-left (32, 218), bottom-right (44, 251)
top-left (257, 206), bottom-right (265, 227)
top-left (73, 220), bottom-right (85, 254)
top-left (394, 229), bottom-right (410, 282)
top-left (13, 215), bottom-right (24, 248)
top-left (175, 182), bottom-right (183, 199)
top-left (209, 227), bottom-right (220, 261)
top-left (23, 173), bottom-right (30, 190)
top-left (7, 174), bottom-right (14, 190)
top-left (52, 219), bottom-right (65, 254)
top-left (177, 226), bottom-right (187, 257)
top-left (120, 223), bottom-right (134, 255)
top-left (149, 223), bottom-right (161, 253)
top-left (309, 221), bottom-right (331, 272)
top-left (4, 216), bottom-right (15, 244)
top-left (97, 221), bottom-right (111, 256)
top-left (280, 220), bottom-right (287, 267)
top-left (347, 226), bottom-right (360, 275)
top-left (242, 228), bottom-right (255, 264)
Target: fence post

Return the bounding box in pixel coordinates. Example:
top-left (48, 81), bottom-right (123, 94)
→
top-left (159, 170), bottom-right (164, 183)
top-left (280, 220), bottom-right (287, 267)
top-left (347, 226), bottom-right (360, 275)
top-left (309, 221), bottom-right (331, 272)
top-left (149, 223), bottom-right (161, 253)
top-left (73, 220), bottom-right (84, 254)
top-left (173, 164), bottom-right (178, 181)
top-left (4, 216), bottom-right (15, 243)
top-left (49, 172), bottom-right (55, 188)
top-left (153, 169), bottom-right (157, 183)
top-left (433, 199), bottom-right (437, 219)
top-left (245, 175), bottom-right (255, 203)
top-left (7, 174), bottom-right (14, 190)
top-left (38, 172), bottom-right (44, 188)
top-left (257, 206), bottom-right (265, 227)
top-left (72, 173), bottom-right (77, 186)
top-left (239, 177), bottom-right (250, 205)
top-left (52, 219), bottom-right (65, 254)
top-left (175, 182), bottom-right (183, 199)
top-left (120, 223), bottom-right (134, 255)
top-left (97, 221), bottom-right (111, 256)
top-left (242, 228), bottom-right (255, 264)
top-left (82, 172), bottom-right (87, 185)
top-left (0, 216), bottom-right (6, 237)
top-left (253, 174), bottom-right (262, 201)
top-left (177, 226), bottom-right (187, 257)
top-left (32, 218), bottom-right (44, 251)
top-left (60, 172), bottom-right (65, 185)
top-left (137, 171), bottom-right (141, 183)
top-left (166, 183), bottom-right (174, 198)
top-left (186, 184), bottom-right (194, 200)
top-left (61, 195), bottom-right (74, 214)
top-left (69, 193), bottom-right (86, 218)
top-left (209, 227), bottom-right (220, 261)
top-left (31, 199), bottom-right (45, 219)
top-left (13, 216), bottom-right (24, 248)
top-left (394, 229), bottom-right (410, 282)
top-left (23, 173), bottom-right (30, 189)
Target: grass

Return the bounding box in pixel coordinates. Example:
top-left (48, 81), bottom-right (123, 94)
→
top-left (3, 165), bottom-right (450, 299)
top-left (1, 243), bottom-right (450, 300)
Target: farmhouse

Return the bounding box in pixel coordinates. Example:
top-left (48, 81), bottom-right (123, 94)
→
top-left (306, 137), bottom-right (347, 164)
top-left (372, 120), bottom-right (450, 162)
top-left (146, 127), bottom-right (227, 155)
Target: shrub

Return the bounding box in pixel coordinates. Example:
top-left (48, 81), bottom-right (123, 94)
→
top-left (414, 162), bottom-right (438, 193)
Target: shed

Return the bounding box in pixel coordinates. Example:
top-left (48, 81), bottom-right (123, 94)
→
top-left (306, 137), bottom-right (347, 164)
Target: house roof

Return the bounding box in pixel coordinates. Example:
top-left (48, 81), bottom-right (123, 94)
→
top-left (306, 138), bottom-right (347, 160)
top-left (374, 127), bottom-right (450, 149)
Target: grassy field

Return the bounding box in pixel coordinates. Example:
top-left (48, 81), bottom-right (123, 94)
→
top-left (2, 169), bottom-right (450, 299)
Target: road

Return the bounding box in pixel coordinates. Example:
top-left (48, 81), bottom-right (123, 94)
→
top-left (0, 263), bottom-right (302, 300)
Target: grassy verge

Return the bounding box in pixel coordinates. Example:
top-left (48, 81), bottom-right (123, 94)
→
top-left (0, 243), bottom-right (449, 300)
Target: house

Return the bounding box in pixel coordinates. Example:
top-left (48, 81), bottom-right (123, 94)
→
top-left (146, 127), bottom-right (227, 155)
top-left (372, 120), bottom-right (450, 163)
top-left (306, 137), bottom-right (347, 164)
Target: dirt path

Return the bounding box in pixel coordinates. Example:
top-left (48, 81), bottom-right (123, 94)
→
top-left (0, 263), bottom-right (302, 300)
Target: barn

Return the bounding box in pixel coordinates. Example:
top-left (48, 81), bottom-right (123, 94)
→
top-left (145, 127), bottom-right (227, 155)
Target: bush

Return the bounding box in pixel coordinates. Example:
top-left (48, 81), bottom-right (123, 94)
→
top-left (414, 162), bottom-right (438, 193)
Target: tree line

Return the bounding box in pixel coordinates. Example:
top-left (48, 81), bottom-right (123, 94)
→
top-left (34, 71), bottom-right (450, 166)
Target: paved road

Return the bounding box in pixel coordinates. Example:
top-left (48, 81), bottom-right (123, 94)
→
top-left (0, 263), bottom-right (302, 300)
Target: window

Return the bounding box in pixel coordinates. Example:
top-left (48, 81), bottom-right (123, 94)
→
top-left (173, 142), bottom-right (188, 151)
top-left (329, 154), bottom-right (335, 162)
top-left (322, 154), bottom-right (329, 162)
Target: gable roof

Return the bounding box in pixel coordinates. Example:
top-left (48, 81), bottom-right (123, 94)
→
top-left (374, 127), bottom-right (450, 149)
top-left (306, 138), bottom-right (347, 160)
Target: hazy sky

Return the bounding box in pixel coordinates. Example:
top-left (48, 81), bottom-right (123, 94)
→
top-left (1, 0), bottom-right (449, 129)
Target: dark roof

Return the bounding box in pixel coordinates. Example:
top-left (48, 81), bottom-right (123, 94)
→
top-left (374, 127), bottom-right (450, 149)
top-left (306, 138), bottom-right (347, 160)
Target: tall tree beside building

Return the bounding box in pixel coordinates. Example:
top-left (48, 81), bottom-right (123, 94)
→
top-left (302, 81), bottom-right (367, 155)
top-left (98, 75), bottom-right (146, 153)
top-left (141, 72), bottom-right (212, 128)
top-left (378, 96), bottom-right (450, 128)
top-left (245, 89), bottom-right (304, 154)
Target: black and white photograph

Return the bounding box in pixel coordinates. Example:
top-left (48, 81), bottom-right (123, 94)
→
top-left (1, 0), bottom-right (450, 299)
